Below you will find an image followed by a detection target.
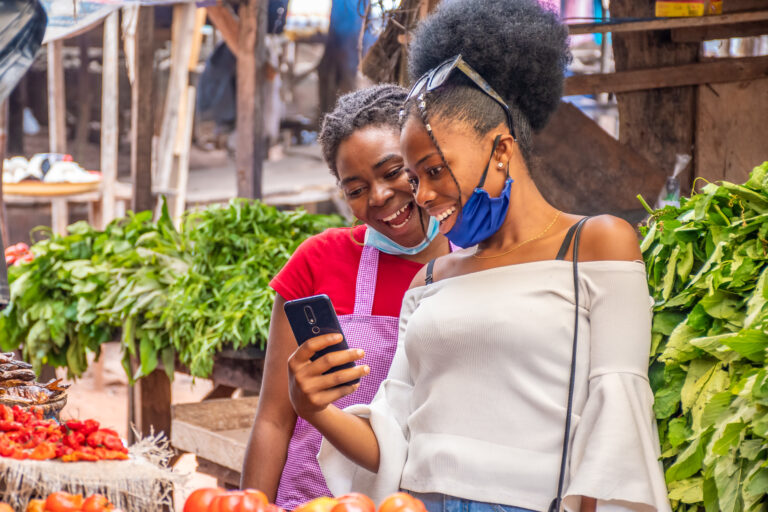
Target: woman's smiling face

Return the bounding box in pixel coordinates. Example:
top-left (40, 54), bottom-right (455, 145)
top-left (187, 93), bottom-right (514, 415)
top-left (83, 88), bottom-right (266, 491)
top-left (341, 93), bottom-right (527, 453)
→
top-left (336, 125), bottom-right (428, 247)
top-left (400, 115), bottom-right (508, 235)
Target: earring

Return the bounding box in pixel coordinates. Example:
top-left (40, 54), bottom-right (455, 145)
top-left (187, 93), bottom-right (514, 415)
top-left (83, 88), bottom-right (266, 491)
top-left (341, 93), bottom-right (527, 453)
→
top-left (497, 162), bottom-right (504, 169)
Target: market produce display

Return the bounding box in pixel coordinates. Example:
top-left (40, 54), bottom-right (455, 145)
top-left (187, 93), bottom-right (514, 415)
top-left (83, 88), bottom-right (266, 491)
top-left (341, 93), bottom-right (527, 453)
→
top-left (25, 492), bottom-right (120, 512)
top-left (0, 404), bottom-right (128, 462)
top-left (641, 161), bottom-right (768, 512)
top-left (4, 244), bottom-right (33, 267)
top-left (183, 491), bottom-right (424, 512)
top-left (0, 352), bottom-right (69, 406)
top-left (0, 199), bottom-right (344, 379)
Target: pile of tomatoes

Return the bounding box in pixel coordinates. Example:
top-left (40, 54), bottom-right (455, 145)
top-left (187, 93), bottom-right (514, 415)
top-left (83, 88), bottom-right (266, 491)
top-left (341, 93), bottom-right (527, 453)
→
top-left (183, 490), bottom-right (426, 512)
top-left (4, 243), bottom-right (33, 266)
top-left (0, 404), bottom-right (128, 462)
top-left (25, 492), bottom-right (120, 512)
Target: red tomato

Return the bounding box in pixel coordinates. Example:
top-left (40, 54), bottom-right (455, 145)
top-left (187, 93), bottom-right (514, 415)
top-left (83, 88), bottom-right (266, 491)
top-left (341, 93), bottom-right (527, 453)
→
top-left (82, 494), bottom-right (112, 511)
top-left (332, 493), bottom-right (375, 512)
top-left (0, 503), bottom-right (13, 512)
top-left (14, 243), bottom-right (29, 252)
top-left (209, 493), bottom-right (246, 512)
top-left (241, 490), bottom-right (268, 506)
top-left (183, 488), bottom-right (226, 512)
top-left (378, 493), bottom-right (425, 512)
top-left (265, 504), bottom-right (287, 512)
top-left (238, 493), bottom-right (268, 512)
top-left (44, 492), bottom-right (85, 512)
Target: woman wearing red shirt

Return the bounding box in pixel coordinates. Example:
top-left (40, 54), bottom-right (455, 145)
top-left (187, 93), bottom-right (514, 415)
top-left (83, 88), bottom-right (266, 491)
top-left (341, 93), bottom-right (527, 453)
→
top-left (241, 85), bottom-right (450, 507)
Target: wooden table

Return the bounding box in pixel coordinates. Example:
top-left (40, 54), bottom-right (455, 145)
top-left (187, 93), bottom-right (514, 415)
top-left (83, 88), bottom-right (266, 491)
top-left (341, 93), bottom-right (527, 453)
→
top-left (171, 396), bottom-right (259, 488)
top-left (3, 190), bottom-right (103, 236)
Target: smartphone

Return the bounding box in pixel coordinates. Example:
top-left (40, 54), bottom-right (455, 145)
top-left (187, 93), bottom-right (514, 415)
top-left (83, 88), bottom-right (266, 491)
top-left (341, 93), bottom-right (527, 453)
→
top-left (283, 294), bottom-right (359, 385)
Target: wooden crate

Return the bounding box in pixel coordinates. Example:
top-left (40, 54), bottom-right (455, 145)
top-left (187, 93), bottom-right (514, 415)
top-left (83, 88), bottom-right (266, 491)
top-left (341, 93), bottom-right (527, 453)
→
top-left (171, 396), bottom-right (259, 486)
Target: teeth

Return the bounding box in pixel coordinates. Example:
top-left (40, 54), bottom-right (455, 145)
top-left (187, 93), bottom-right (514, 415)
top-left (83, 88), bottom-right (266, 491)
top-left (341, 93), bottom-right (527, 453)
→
top-left (382, 203), bottom-right (410, 222)
top-left (436, 206), bottom-right (456, 222)
top-left (390, 208), bottom-right (413, 229)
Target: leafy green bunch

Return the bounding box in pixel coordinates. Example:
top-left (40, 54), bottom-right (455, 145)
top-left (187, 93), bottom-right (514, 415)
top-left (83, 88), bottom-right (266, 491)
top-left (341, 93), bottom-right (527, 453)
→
top-left (0, 199), bottom-right (344, 380)
top-left (642, 162), bottom-right (768, 512)
top-left (164, 200), bottom-right (345, 376)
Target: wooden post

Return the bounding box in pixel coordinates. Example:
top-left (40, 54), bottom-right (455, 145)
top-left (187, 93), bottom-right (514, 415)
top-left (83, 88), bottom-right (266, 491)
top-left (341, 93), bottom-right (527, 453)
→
top-left (611, 0), bottom-right (700, 192)
top-left (101, 12), bottom-right (119, 226)
top-left (0, 101), bottom-right (8, 248)
top-left (74, 35), bottom-right (91, 160)
top-left (236, 0), bottom-right (266, 199)
top-left (46, 40), bottom-right (66, 154)
top-left (154, 4), bottom-right (196, 203)
top-left (130, 7), bottom-right (155, 213)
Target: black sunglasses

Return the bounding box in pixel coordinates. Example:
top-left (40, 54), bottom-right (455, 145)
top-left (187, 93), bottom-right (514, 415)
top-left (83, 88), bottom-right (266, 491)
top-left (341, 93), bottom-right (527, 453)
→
top-left (405, 54), bottom-right (516, 140)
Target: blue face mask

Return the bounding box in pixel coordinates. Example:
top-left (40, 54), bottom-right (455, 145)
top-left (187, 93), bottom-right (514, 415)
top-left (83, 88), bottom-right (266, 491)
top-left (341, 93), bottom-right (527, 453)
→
top-left (365, 215), bottom-right (440, 256)
top-left (445, 135), bottom-right (513, 248)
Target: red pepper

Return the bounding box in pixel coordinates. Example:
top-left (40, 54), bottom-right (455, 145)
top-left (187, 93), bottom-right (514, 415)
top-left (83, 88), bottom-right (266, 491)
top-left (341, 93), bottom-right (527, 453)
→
top-left (0, 421), bottom-right (23, 432)
top-left (65, 420), bottom-right (85, 431)
top-left (0, 405), bottom-right (13, 423)
top-left (64, 431), bottom-right (86, 450)
top-left (29, 442), bottom-right (56, 460)
top-left (81, 419), bottom-right (100, 435)
top-left (86, 430), bottom-right (108, 448)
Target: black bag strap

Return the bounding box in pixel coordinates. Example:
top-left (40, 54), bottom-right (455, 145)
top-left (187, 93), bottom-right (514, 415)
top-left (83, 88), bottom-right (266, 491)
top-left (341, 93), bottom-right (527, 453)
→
top-left (549, 216), bottom-right (590, 512)
top-left (425, 258), bottom-right (437, 285)
top-left (555, 221), bottom-right (580, 261)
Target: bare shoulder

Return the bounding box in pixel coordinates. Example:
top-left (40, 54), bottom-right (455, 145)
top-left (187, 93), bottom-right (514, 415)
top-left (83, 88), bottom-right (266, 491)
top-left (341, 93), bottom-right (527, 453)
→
top-left (407, 249), bottom-right (470, 289)
top-left (579, 215), bottom-right (642, 262)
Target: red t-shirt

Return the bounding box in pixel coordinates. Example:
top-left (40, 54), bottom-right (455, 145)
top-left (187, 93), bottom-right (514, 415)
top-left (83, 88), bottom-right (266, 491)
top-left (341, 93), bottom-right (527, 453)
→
top-left (270, 225), bottom-right (424, 317)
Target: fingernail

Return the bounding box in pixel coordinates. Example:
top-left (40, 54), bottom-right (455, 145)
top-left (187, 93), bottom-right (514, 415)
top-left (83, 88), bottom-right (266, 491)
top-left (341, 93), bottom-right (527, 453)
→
top-left (363, 365), bottom-right (371, 374)
top-left (356, 349), bottom-right (364, 357)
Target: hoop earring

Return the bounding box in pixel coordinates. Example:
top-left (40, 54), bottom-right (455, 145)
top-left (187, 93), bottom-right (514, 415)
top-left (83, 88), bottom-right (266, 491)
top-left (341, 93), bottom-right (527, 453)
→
top-left (348, 218), bottom-right (365, 247)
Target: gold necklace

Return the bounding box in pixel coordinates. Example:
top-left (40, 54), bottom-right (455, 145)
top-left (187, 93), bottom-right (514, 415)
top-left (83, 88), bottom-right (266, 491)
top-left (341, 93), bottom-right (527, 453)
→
top-left (473, 211), bottom-right (562, 259)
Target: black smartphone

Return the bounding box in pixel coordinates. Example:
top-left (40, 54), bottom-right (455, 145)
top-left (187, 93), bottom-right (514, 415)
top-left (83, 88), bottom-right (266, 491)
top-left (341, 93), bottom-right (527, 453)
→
top-left (283, 294), bottom-right (359, 385)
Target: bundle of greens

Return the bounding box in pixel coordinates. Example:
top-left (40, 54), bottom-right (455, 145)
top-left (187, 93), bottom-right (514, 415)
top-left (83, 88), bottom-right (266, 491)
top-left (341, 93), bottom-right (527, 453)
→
top-left (642, 162), bottom-right (768, 512)
top-left (0, 199), bottom-right (344, 380)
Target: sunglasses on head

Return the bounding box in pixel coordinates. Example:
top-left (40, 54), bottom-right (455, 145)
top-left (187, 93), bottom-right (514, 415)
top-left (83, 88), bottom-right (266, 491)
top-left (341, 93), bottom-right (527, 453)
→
top-left (405, 54), bottom-right (516, 140)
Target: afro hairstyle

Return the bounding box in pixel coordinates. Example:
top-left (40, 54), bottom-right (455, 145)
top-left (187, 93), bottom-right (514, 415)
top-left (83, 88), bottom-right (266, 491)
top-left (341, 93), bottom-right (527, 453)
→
top-left (406, 0), bottom-right (570, 138)
top-left (318, 84), bottom-right (408, 179)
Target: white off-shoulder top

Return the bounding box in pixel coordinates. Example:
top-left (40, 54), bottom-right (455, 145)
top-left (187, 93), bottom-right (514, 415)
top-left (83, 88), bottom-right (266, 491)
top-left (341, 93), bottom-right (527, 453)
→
top-left (318, 260), bottom-right (672, 512)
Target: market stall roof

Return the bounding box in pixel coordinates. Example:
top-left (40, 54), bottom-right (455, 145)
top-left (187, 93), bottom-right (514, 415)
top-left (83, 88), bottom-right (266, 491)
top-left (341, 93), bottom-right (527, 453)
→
top-left (40, 0), bottom-right (211, 43)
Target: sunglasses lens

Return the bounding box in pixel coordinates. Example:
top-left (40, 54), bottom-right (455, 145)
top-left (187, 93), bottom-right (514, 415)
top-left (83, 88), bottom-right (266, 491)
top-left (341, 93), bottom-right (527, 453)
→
top-left (428, 59), bottom-right (458, 91)
top-left (408, 75), bottom-right (430, 100)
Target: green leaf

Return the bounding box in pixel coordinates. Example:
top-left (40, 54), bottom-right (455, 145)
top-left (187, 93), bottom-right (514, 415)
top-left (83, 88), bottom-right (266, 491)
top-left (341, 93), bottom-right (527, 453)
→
top-left (668, 477), bottom-right (704, 504)
top-left (711, 422), bottom-right (745, 455)
top-left (722, 329), bottom-right (768, 363)
top-left (699, 291), bottom-right (743, 321)
top-left (666, 434), bottom-right (706, 482)
top-left (714, 454), bottom-right (742, 512)
top-left (668, 417), bottom-right (693, 447)
top-left (660, 323), bottom-right (702, 364)
top-left (139, 332), bottom-right (158, 376)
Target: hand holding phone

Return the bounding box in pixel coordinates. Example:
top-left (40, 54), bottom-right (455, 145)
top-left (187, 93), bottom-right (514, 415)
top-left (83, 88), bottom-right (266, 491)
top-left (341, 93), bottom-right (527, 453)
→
top-left (283, 294), bottom-right (360, 385)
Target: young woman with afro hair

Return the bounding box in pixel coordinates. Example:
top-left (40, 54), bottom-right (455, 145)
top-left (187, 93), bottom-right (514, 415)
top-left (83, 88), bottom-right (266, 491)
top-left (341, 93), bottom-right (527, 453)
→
top-left (286, 1), bottom-right (671, 511)
top-left (241, 84), bottom-right (451, 509)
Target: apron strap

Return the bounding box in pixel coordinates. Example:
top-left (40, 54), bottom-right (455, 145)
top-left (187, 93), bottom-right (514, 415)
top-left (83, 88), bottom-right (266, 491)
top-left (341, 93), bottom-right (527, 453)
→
top-left (353, 245), bottom-right (380, 316)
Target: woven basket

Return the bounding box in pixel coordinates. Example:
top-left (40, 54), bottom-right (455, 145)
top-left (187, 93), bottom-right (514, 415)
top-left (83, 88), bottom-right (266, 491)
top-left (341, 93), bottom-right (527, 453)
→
top-left (0, 394), bottom-right (67, 422)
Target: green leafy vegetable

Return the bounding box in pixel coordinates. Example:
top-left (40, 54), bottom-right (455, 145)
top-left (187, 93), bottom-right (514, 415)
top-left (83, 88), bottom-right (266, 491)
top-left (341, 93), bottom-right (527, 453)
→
top-left (642, 161), bottom-right (768, 511)
top-left (0, 199), bottom-right (344, 380)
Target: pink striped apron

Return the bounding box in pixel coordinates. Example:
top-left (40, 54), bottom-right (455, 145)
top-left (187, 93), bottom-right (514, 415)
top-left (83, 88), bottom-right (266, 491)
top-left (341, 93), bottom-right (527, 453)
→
top-left (275, 245), bottom-right (400, 509)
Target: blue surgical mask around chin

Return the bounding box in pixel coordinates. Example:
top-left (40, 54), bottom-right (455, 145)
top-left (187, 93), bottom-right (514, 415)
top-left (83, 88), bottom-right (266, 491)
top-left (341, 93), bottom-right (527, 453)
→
top-left (364, 215), bottom-right (440, 256)
top-left (445, 135), bottom-right (513, 248)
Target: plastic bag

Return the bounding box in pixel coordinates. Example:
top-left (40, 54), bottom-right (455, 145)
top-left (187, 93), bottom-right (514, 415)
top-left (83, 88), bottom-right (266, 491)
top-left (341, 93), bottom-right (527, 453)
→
top-left (657, 154), bottom-right (691, 209)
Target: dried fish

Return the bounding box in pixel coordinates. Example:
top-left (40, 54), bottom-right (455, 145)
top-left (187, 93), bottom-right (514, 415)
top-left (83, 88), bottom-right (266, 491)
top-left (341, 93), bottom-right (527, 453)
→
top-left (0, 369), bottom-right (35, 381)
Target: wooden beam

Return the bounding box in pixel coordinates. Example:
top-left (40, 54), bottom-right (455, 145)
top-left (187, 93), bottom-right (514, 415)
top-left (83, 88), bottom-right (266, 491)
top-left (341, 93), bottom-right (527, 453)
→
top-left (101, 12), bottom-right (119, 226)
top-left (46, 41), bottom-right (66, 154)
top-left (672, 20), bottom-right (768, 42)
top-left (74, 35), bottom-right (91, 160)
top-left (135, 369), bottom-right (172, 439)
top-left (611, 0), bottom-right (699, 193)
top-left (567, 9), bottom-right (768, 35)
top-left (0, 101), bottom-right (8, 251)
top-left (207, 4), bottom-right (239, 55)
top-left (235, 0), bottom-right (266, 199)
top-left (565, 55), bottom-right (768, 96)
top-left (155, 4), bottom-right (196, 201)
top-left (131, 6), bottom-right (155, 213)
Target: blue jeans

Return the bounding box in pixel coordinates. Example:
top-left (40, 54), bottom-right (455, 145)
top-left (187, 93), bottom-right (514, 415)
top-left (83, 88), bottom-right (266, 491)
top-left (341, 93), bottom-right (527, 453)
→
top-left (406, 492), bottom-right (537, 512)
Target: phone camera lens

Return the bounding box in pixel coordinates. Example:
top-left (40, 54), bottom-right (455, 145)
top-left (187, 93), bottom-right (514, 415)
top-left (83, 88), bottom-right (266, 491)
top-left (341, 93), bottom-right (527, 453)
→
top-left (304, 306), bottom-right (316, 325)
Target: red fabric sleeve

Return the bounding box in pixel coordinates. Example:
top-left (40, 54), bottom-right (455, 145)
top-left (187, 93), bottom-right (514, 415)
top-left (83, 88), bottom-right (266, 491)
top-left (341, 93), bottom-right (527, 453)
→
top-left (270, 234), bottom-right (319, 302)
